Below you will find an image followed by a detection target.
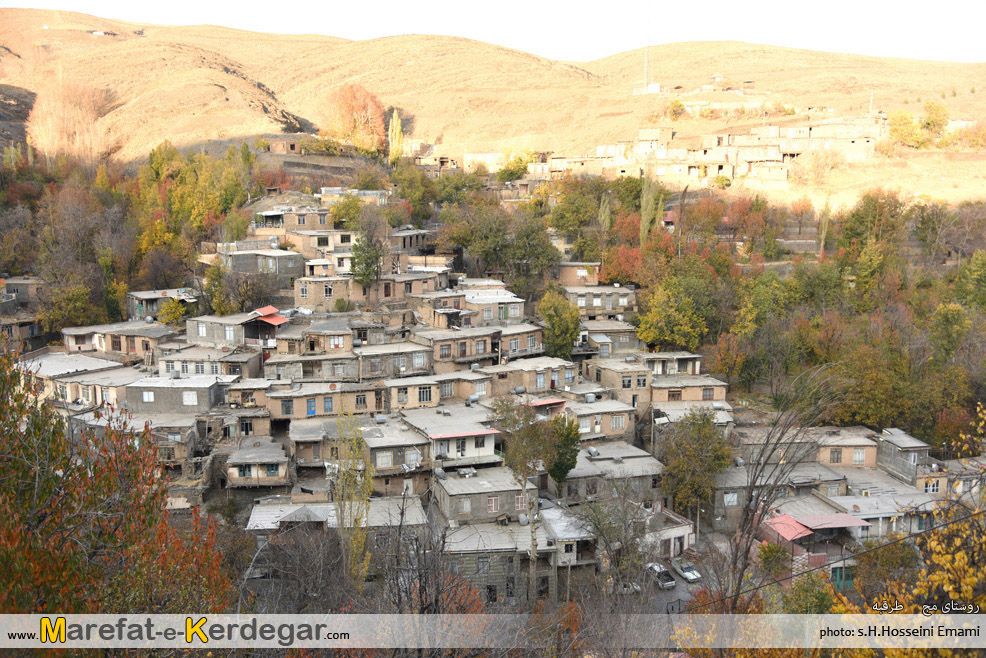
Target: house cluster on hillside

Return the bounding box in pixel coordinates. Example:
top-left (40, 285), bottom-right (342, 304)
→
top-left (458, 115), bottom-right (888, 191)
top-left (12, 174), bottom-right (982, 605)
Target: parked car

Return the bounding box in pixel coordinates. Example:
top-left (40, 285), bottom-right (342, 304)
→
top-left (645, 562), bottom-right (676, 590)
top-left (608, 580), bottom-right (642, 595)
top-left (670, 557), bottom-right (702, 583)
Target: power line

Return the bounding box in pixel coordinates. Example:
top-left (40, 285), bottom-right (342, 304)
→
top-left (685, 505), bottom-right (986, 612)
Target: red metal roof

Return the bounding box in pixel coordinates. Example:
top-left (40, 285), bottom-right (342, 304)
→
top-left (257, 314), bottom-right (289, 326)
top-left (764, 514), bottom-right (813, 541)
top-left (527, 398), bottom-right (567, 407)
top-left (253, 305), bottom-right (280, 316)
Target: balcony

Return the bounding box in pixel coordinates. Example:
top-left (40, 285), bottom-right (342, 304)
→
top-left (506, 344), bottom-right (545, 359)
top-left (245, 338), bottom-right (277, 348)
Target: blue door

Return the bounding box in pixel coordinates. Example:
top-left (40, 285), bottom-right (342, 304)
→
top-left (306, 398), bottom-right (316, 416)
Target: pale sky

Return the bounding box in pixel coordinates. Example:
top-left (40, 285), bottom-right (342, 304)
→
top-left (6, 0), bottom-right (986, 63)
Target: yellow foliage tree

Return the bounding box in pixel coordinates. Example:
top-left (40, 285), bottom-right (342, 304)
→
top-left (335, 411), bottom-right (373, 592)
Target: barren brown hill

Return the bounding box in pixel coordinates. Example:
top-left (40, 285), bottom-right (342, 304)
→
top-left (1, 7), bottom-right (985, 172)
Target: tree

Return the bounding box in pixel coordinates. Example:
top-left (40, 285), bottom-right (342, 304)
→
top-left (351, 205), bottom-right (391, 289)
top-left (391, 160), bottom-right (437, 224)
top-left (657, 409), bottom-right (730, 538)
top-left (889, 111), bottom-right (927, 149)
top-left (488, 397), bottom-right (556, 601)
top-left (929, 303), bottom-right (970, 360)
top-left (956, 250), bottom-right (986, 309)
top-left (38, 284), bottom-right (108, 331)
top-left (707, 332), bottom-right (746, 385)
top-left (710, 369), bottom-right (836, 614)
top-left (388, 109), bottom-right (404, 166)
top-left (0, 354), bottom-right (233, 613)
top-left (335, 411), bottom-right (373, 592)
top-left (497, 152), bottom-right (534, 183)
top-left (157, 297), bottom-right (188, 326)
top-left (547, 415), bottom-right (581, 488)
top-left (537, 290), bottom-right (580, 359)
top-left (921, 100), bottom-right (949, 139)
top-left (667, 99), bottom-right (686, 120)
top-left (636, 284), bottom-right (706, 351)
top-left (330, 194), bottom-right (364, 225)
top-left (320, 83), bottom-right (386, 152)
top-left (782, 572), bottom-right (835, 614)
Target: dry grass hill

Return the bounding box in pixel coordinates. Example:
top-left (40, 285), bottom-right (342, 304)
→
top-left (1, 7), bottom-right (985, 203)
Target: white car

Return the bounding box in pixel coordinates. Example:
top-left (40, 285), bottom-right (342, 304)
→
top-left (670, 557), bottom-right (702, 584)
top-left (645, 562), bottom-right (677, 590)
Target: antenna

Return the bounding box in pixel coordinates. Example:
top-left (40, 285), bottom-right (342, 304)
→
top-left (644, 42), bottom-right (648, 88)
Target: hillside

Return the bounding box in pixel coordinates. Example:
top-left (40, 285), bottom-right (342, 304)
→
top-left (1, 8), bottom-right (985, 190)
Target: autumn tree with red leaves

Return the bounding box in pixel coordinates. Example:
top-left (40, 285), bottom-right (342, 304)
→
top-left (321, 84), bottom-right (387, 153)
top-left (0, 353), bottom-right (234, 614)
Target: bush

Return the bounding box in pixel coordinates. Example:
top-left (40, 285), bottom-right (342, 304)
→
top-left (713, 175), bottom-right (732, 190)
top-left (334, 297), bottom-right (350, 312)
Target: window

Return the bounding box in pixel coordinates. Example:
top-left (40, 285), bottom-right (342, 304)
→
top-left (306, 398), bottom-right (316, 416)
top-left (210, 362), bottom-right (219, 375)
top-left (579, 417), bottom-right (590, 433)
top-left (611, 415), bottom-right (625, 430)
top-left (499, 305), bottom-right (508, 321)
top-left (908, 452), bottom-right (918, 465)
top-left (509, 338), bottom-right (520, 352)
top-left (567, 481), bottom-right (578, 497)
top-left (281, 400), bottom-right (294, 415)
top-left (355, 394), bottom-right (367, 409)
top-left (853, 448), bottom-right (865, 466)
top-left (440, 344), bottom-right (452, 359)
top-left (195, 362), bottom-right (205, 374)
top-left (181, 391), bottom-right (197, 406)
top-left (487, 495), bottom-right (500, 513)
top-left (333, 363), bottom-right (345, 377)
top-left (476, 340), bottom-right (486, 355)
top-left (237, 465), bottom-right (251, 478)
top-left (724, 491), bottom-right (739, 507)
top-left (456, 438), bottom-right (467, 457)
top-left (412, 352), bottom-right (426, 368)
top-left (483, 307), bottom-right (493, 321)
top-left (405, 447), bottom-right (420, 465)
top-left (515, 492), bottom-right (526, 510)
top-left (826, 484), bottom-right (841, 496)
top-left (536, 373), bottom-right (545, 389)
top-left (222, 325), bottom-right (234, 342)
top-left (475, 435), bottom-right (486, 450)
top-left (165, 361), bottom-right (174, 373)
top-left (477, 557), bottom-right (490, 574)
top-left (396, 387), bottom-right (408, 404)
top-left (829, 448), bottom-right (843, 464)
top-left (159, 447), bottom-right (175, 461)
top-left (329, 336), bottom-right (344, 349)
top-left (324, 284), bottom-right (333, 297)
top-left (142, 391), bottom-right (155, 403)
top-left (460, 498), bottom-right (471, 515)
top-left (527, 335), bottom-right (536, 350)
top-left (585, 479), bottom-right (597, 496)
top-left (299, 285), bottom-right (308, 299)
top-left (240, 419), bottom-right (253, 435)
top-left (377, 452), bottom-right (393, 468)
top-left (297, 214), bottom-right (305, 225)
top-left (668, 390), bottom-right (682, 401)
top-left (323, 396), bottom-right (334, 413)
top-left (622, 376), bottom-right (632, 389)
top-left (476, 381), bottom-right (487, 397)
top-left (619, 295), bottom-right (628, 307)
top-left (592, 295), bottom-right (601, 307)
top-left (441, 381), bottom-right (454, 398)
top-left (925, 479), bottom-right (940, 494)
top-left (418, 387), bottom-right (432, 403)
top-left (181, 362), bottom-right (188, 374)
top-left (637, 375), bottom-right (647, 388)
top-left (565, 368), bottom-right (574, 383)
top-left (340, 234), bottom-right (351, 244)
top-left (265, 464), bottom-right (279, 477)
top-left (577, 296), bottom-right (586, 307)
top-left (486, 585), bottom-right (497, 603)
top-left (702, 387), bottom-right (714, 400)
top-left (198, 323), bottom-right (207, 337)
